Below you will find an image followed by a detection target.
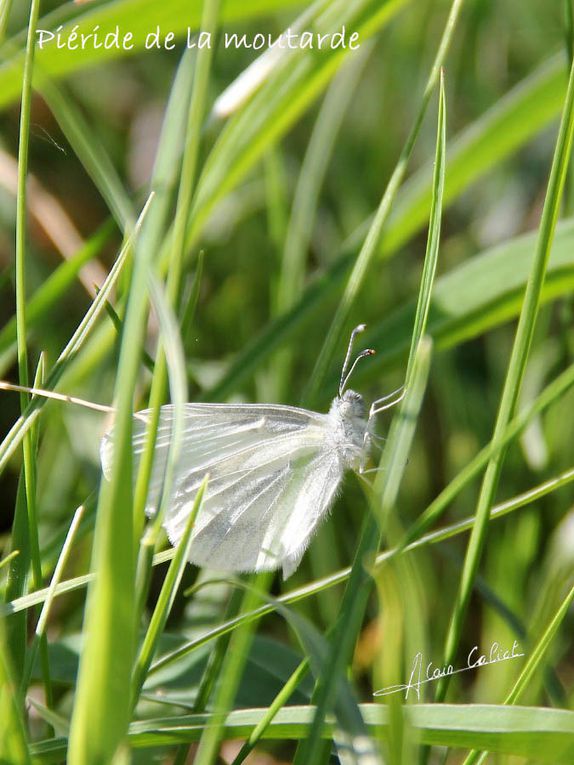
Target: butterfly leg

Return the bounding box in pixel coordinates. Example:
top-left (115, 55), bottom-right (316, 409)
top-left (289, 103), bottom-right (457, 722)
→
top-left (368, 385), bottom-right (405, 418)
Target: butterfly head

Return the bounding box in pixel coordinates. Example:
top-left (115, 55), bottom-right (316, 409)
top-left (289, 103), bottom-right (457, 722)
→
top-left (333, 325), bottom-right (406, 471)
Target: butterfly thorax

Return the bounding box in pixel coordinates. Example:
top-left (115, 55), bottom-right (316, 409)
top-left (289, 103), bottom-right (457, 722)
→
top-left (327, 389), bottom-right (370, 472)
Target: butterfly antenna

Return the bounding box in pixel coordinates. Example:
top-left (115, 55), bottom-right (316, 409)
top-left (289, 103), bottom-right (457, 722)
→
top-left (339, 328), bottom-right (376, 396)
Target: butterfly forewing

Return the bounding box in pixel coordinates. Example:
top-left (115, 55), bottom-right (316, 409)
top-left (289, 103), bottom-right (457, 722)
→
top-left (100, 403), bottom-right (344, 576)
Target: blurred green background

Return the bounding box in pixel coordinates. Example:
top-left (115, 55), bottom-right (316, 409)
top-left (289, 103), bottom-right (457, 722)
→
top-left (1, 0), bottom-right (574, 762)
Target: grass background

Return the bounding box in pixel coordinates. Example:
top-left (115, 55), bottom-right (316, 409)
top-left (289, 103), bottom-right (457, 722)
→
top-left (1, 0), bottom-right (574, 763)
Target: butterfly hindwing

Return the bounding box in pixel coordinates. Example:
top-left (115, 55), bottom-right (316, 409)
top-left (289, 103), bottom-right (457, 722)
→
top-left (166, 448), bottom-right (343, 577)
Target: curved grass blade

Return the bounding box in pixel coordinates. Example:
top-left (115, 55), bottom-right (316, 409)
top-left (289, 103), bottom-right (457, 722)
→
top-left (29, 704), bottom-right (574, 762)
top-left (131, 477), bottom-right (208, 708)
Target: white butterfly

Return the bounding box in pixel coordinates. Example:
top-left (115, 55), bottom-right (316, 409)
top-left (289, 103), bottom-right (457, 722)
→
top-left (99, 325), bottom-right (403, 578)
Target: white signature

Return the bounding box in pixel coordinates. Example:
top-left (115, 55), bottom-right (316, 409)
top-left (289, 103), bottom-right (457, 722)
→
top-left (373, 640), bottom-right (525, 700)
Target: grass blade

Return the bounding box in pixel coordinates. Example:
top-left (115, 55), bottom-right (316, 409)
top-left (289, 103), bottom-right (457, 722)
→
top-left (303, 0), bottom-right (461, 406)
top-left (435, 46), bottom-right (574, 704)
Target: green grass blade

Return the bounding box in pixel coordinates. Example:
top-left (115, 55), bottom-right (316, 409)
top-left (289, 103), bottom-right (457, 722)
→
top-left (303, 0), bottom-right (461, 406)
top-left (131, 477), bottom-right (208, 706)
top-left (404, 358), bottom-right (574, 544)
top-left (203, 56), bottom-right (568, 405)
top-left (66, 198), bottom-right (157, 761)
top-left (31, 704), bottom-right (574, 762)
top-left (0, 221), bottom-right (115, 374)
top-left (0, 618), bottom-right (31, 765)
top-left (19, 504), bottom-right (85, 699)
top-left (273, 46), bottom-right (371, 397)
top-left (134, 0), bottom-right (220, 609)
top-left (291, 74), bottom-right (445, 764)
top-left (462, 581), bottom-right (574, 765)
top-left (0, 198), bottom-right (152, 476)
top-left (186, 0), bottom-right (410, 249)
top-left (0, 0), bottom-right (306, 108)
top-left (436, 49), bottom-right (574, 704)
top-left (41, 83), bottom-right (135, 231)
top-left (3, 455), bottom-right (569, 660)
top-left (293, 338), bottom-right (433, 765)
top-left (12, 0), bottom-right (51, 714)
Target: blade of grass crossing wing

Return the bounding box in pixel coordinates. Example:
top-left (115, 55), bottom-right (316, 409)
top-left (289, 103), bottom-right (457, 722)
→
top-left (131, 478), bottom-right (208, 708)
top-left (5, 392), bottom-right (572, 628)
top-left (435, 47), bottom-right (574, 704)
top-left (134, 273), bottom-right (189, 592)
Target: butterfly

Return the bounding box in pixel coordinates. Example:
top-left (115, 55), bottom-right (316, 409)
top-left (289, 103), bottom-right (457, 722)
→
top-left (99, 325), bottom-right (404, 578)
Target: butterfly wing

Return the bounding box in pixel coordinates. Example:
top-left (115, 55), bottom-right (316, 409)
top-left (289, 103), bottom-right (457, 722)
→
top-left (100, 403), bottom-right (344, 577)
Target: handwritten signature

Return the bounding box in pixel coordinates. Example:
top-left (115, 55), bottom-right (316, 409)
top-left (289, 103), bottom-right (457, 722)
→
top-left (373, 640), bottom-right (525, 700)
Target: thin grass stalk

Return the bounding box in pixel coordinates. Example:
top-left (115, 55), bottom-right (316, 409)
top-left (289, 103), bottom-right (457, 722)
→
top-left (231, 659), bottom-right (311, 765)
top-left (19, 505), bottom-right (85, 699)
top-left (404, 358), bottom-right (574, 546)
top-left (290, 66), bottom-right (445, 765)
top-left (304, 0), bottom-right (464, 406)
top-left (0, 0), bottom-right (12, 42)
top-left (13, 0), bottom-right (53, 711)
top-left (435, 48), bottom-right (574, 704)
top-left (171, 576), bottom-right (246, 763)
top-left (131, 479), bottom-right (208, 708)
top-left (0, 617), bottom-right (31, 765)
top-left (22, 356), bottom-right (53, 714)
